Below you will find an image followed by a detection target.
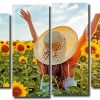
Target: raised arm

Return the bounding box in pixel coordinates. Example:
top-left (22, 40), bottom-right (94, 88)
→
top-left (68, 14), bottom-right (100, 68)
top-left (20, 9), bottom-right (38, 42)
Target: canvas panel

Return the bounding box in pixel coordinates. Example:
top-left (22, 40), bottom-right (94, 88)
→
top-left (0, 14), bottom-right (10, 88)
top-left (91, 14), bottom-right (100, 88)
top-left (12, 5), bottom-right (50, 98)
top-left (51, 3), bottom-right (89, 96)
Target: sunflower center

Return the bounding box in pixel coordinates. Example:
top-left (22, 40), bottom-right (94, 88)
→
top-left (13, 87), bottom-right (22, 97)
top-left (1, 41), bottom-right (4, 44)
top-left (17, 44), bottom-right (24, 51)
top-left (21, 59), bottom-right (26, 64)
top-left (27, 45), bottom-right (30, 48)
top-left (1, 45), bottom-right (9, 53)
top-left (95, 54), bottom-right (99, 58)
top-left (13, 42), bottom-right (17, 46)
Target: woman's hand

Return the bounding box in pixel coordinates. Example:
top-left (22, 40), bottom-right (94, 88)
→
top-left (20, 9), bottom-right (38, 41)
top-left (20, 9), bottom-right (31, 23)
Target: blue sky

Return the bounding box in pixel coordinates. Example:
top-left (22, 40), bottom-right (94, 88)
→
top-left (13, 3), bottom-right (88, 40)
top-left (0, 14), bottom-right (9, 41)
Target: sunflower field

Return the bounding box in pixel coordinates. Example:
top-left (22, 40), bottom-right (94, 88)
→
top-left (0, 40), bottom-right (89, 96)
top-left (91, 21), bottom-right (100, 88)
top-left (0, 39), bottom-right (95, 96)
top-left (0, 41), bottom-right (10, 88)
top-left (12, 40), bottom-right (50, 97)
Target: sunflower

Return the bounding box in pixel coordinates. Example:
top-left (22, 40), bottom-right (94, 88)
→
top-left (31, 40), bottom-right (35, 48)
top-left (0, 40), bottom-right (4, 44)
top-left (3, 82), bottom-right (10, 87)
top-left (91, 39), bottom-right (98, 44)
top-left (12, 41), bottom-right (17, 52)
top-left (81, 41), bottom-right (88, 57)
top-left (12, 81), bottom-right (28, 97)
top-left (16, 42), bottom-right (26, 54)
top-left (19, 56), bottom-right (27, 64)
top-left (0, 43), bottom-right (9, 56)
top-left (26, 42), bottom-right (33, 51)
top-left (94, 53), bottom-right (100, 60)
top-left (91, 41), bottom-right (99, 58)
top-left (6, 41), bottom-right (9, 45)
top-left (13, 41), bottom-right (17, 47)
top-left (33, 56), bottom-right (37, 65)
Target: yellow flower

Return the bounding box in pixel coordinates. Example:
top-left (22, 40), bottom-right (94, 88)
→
top-left (98, 41), bottom-right (100, 52)
top-left (13, 41), bottom-right (17, 47)
top-left (91, 39), bottom-right (98, 44)
top-left (29, 40), bottom-right (35, 49)
top-left (3, 82), bottom-right (10, 87)
top-left (0, 43), bottom-right (9, 56)
top-left (26, 42), bottom-right (33, 51)
top-left (94, 53), bottom-right (100, 60)
top-left (91, 41), bottom-right (99, 59)
top-left (16, 42), bottom-right (26, 54)
top-left (6, 41), bottom-right (10, 45)
top-left (12, 81), bottom-right (28, 97)
top-left (19, 56), bottom-right (27, 64)
top-left (0, 41), bottom-right (4, 45)
top-left (33, 56), bottom-right (37, 65)
top-left (81, 41), bottom-right (88, 58)
top-left (92, 40), bottom-right (100, 60)
top-left (12, 41), bottom-right (17, 53)
top-left (31, 40), bottom-right (35, 48)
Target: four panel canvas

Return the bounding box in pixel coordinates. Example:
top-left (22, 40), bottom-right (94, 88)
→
top-left (0, 3), bottom-right (100, 98)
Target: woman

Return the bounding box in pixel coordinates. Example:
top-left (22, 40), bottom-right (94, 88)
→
top-left (20, 9), bottom-right (87, 90)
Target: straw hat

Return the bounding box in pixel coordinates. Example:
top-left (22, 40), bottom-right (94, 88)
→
top-left (34, 26), bottom-right (78, 65)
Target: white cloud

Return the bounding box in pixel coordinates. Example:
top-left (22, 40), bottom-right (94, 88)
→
top-left (13, 5), bottom-right (33, 16)
top-left (52, 3), bottom-right (69, 15)
top-left (51, 3), bottom-right (88, 40)
top-left (33, 21), bottom-right (49, 36)
top-left (52, 15), bottom-right (68, 25)
top-left (66, 4), bottom-right (79, 11)
top-left (13, 5), bottom-right (49, 16)
top-left (66, 14), bottom-right (88, 39)
top-left (52, 3), bottom-right (69, 9)
top-left (52, 4), bottom-right (79, 16)
top-left (12, 23), bottom-right (32, 40)
top-left (77, 9), bottom-right (88, 16)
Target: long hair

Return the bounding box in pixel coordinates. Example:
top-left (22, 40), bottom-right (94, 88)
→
top-left (37, 60), bottom-right (74, 89)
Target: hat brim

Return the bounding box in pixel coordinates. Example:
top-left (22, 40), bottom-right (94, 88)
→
top-left (34, 26), bottom-right (78, 65)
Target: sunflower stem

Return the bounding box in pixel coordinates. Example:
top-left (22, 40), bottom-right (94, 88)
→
top-left (24, 64), bottom-right (28, 83)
